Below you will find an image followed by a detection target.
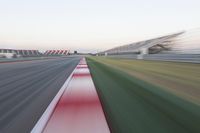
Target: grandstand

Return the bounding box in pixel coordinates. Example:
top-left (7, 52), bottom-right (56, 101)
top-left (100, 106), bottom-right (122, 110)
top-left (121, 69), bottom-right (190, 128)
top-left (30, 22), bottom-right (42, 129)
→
top-left (0, 49), bottom-right (70, 58)
top-left (98, 28), bottom-right (200, 63)
top-left (0, 49), bottom-right (41, 58)
top-left (98, 32), bottom-right (184, 56)
top-left (99, 28), bottom-right (200, 56)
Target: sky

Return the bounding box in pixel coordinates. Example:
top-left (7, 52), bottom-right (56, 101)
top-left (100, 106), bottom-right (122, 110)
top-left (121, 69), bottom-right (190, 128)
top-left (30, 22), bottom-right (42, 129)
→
top-left (0, 0), bottom-right (200, 53)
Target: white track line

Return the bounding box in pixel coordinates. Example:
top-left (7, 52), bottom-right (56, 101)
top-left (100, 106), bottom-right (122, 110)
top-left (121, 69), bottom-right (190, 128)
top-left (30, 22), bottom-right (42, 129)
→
top-left (31, 65), bottom-right (78, 133)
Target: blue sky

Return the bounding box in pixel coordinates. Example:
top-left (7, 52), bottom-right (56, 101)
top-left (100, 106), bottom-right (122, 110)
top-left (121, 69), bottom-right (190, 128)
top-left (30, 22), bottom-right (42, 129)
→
top-left (0, 0), bottom-right (200, 52)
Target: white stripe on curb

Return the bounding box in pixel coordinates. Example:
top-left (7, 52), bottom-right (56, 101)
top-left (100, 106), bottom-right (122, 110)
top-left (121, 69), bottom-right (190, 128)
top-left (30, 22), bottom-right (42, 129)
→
top-left (31, 65), bottom-right (78, 133)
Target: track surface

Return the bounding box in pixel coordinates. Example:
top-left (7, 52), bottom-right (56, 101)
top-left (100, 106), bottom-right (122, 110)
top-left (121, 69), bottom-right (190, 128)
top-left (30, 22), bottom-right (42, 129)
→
top-left (0, 57), bottom-right (80, 133)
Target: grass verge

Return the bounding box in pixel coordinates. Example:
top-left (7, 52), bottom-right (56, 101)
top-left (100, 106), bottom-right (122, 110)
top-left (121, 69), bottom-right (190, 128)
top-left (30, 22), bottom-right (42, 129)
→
top-left (88, 57), bottom-right (200, 104)
top-left (87, 57), bottom-right (200, 133)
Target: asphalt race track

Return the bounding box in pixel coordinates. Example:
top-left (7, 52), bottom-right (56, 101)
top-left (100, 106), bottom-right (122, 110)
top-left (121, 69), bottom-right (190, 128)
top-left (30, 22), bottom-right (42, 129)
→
top-left (0, 57), bottom-right (80, 133)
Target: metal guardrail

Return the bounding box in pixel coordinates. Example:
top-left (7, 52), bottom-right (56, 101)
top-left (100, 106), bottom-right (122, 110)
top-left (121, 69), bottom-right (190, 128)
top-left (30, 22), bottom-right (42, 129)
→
top-left (106, 54), bottom-right (200, 63)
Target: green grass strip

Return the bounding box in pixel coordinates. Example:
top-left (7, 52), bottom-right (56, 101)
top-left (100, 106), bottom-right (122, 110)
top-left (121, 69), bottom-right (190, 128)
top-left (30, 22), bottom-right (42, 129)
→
top-left (87, 57), bottom-right (200, 133)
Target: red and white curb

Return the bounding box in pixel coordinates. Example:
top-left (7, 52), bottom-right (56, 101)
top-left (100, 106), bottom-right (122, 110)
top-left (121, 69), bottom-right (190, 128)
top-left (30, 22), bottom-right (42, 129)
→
top-left (32, 58), bottom-right (110, 133)
top-left (31, 64), bottom-right (77, 133)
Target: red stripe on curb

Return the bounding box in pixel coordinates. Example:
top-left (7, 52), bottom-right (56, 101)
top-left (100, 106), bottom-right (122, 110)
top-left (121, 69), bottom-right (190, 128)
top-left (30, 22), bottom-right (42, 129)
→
top-left (76, 65), bottom-right (88, 68)
top-left (73, 73), bottom-right (91, 77)
top-left (42, 58), bottom-right (110, 133)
